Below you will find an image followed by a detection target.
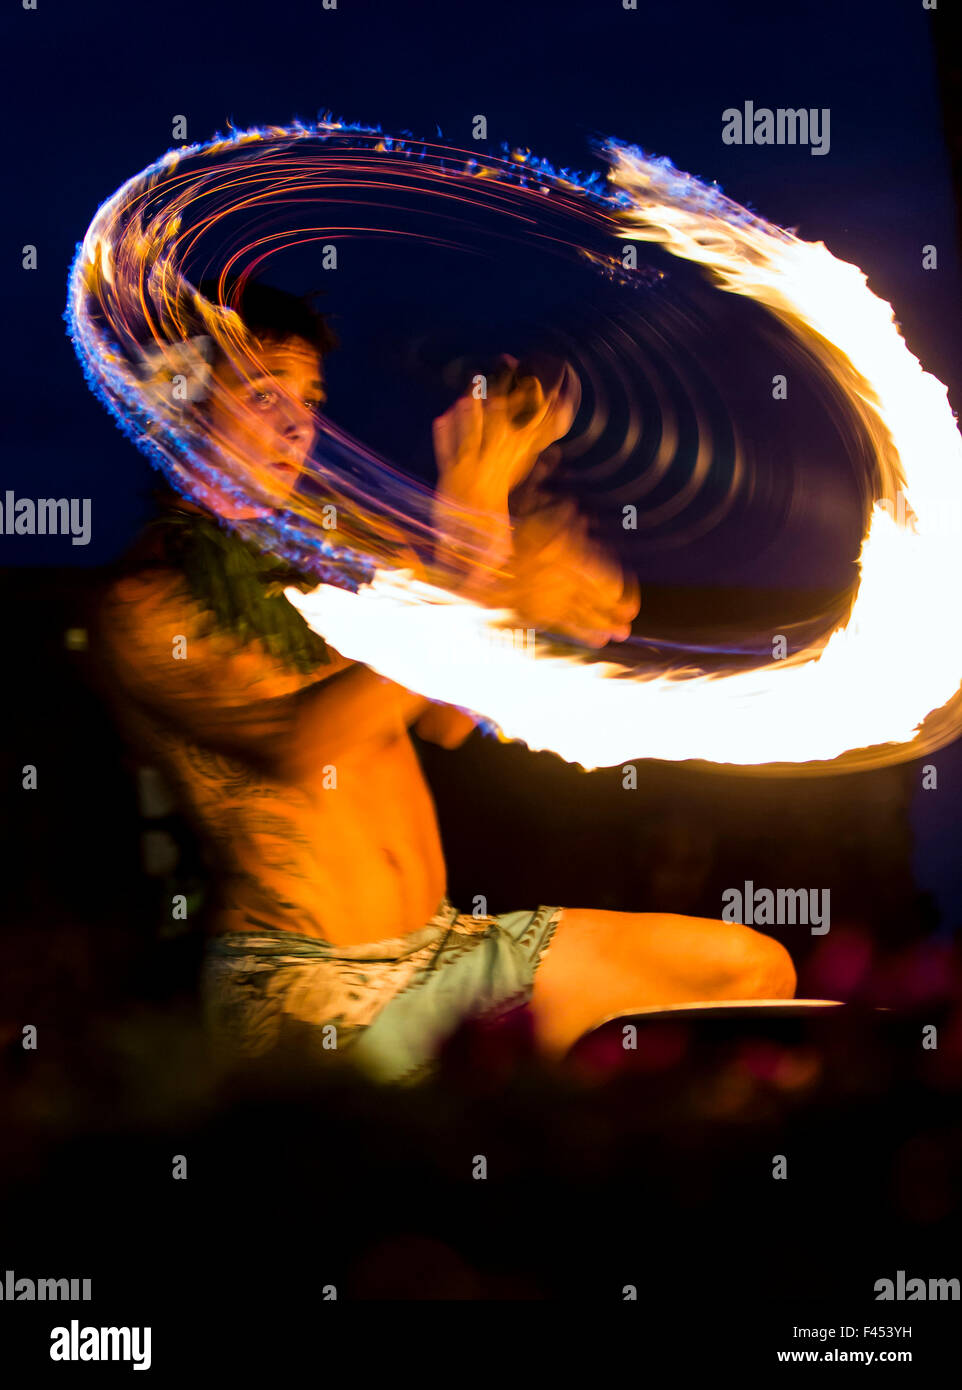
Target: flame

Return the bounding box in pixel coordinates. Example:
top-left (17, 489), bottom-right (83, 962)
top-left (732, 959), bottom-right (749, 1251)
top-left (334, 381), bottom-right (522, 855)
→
top-left (287, 142), bottom-right (962, 769)
top-left (66, 120), bottom-right (962, 770)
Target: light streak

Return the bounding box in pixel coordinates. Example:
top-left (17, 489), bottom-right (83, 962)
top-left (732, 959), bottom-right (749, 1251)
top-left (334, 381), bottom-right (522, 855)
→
top-left (68, 118), bottom-right (962, 771)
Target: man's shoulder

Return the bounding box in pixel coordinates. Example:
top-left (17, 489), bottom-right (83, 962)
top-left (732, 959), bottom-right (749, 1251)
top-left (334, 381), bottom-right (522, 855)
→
top-left (99, 564), bottom-right (197, 632)
top-left (97, 559), bottom-right (341, 695)
top-left (96, 561), bottom-right (235, 678)
top-left (99, 507), bottom-right (223, 618)
top-left (103, 563), bottom-right (187, 603)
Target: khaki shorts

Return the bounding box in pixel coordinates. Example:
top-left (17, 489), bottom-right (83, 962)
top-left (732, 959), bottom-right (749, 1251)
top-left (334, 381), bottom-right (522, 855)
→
top-left (200, 898), bottom-right (564, 1083)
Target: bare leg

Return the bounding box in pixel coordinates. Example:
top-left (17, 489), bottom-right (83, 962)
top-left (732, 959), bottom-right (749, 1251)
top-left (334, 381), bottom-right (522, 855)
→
top-left (529, 909), bottom-right (797, 1058)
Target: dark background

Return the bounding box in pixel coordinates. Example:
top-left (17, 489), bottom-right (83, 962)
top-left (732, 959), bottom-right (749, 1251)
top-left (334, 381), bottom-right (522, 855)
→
top-left (1, 0), bottom-right (961, 1340)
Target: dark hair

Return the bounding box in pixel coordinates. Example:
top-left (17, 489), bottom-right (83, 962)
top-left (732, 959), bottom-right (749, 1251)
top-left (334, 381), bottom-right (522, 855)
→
top-left (196, 277), bottom-right (339, 361)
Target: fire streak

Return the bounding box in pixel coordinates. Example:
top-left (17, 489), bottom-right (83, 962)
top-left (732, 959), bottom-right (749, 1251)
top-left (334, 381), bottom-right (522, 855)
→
top-left (68, 119), bottom-right (962, 771)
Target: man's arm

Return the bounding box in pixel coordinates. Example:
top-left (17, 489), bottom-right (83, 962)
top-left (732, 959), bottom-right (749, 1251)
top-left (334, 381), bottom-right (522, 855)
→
top-left (282, 664), bottom-right (431, 775)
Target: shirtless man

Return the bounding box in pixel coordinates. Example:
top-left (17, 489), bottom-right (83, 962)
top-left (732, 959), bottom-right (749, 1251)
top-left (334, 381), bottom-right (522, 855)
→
top-left (95, 282), bottom-right (795, 1083)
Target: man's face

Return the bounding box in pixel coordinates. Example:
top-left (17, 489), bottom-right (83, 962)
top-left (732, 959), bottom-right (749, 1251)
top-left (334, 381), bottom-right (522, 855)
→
top-left (203, 335), bottom-right (327, 506)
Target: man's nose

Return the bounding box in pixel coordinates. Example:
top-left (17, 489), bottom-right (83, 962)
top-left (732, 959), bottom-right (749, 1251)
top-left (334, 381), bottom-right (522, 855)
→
top-left (280, 412), bottom-right (314, 450)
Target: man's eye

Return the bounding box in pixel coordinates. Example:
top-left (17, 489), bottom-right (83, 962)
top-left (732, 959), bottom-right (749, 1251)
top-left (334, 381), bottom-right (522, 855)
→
top-left (304, 397), bottom-right (326, 414)
top-left (252, 390), bottom-right (277, 409)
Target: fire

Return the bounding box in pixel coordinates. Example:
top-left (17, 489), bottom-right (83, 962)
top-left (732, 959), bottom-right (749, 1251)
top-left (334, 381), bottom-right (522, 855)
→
top-left (287, 142), bottom-right (962, 769)
top-left (66, 120), bottom-right (962, 769)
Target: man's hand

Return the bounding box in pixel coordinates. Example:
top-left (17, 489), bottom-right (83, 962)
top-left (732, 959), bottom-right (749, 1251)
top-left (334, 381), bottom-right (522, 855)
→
top-left (502, 498), bottom-right (640, 649)
top-left (430, 356), bottom-right (637, 646)
top-left (432, 355), bottom-right (581, 508)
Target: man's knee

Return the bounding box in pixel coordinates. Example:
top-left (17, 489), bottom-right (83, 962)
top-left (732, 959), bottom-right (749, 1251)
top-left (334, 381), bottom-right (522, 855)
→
top-left (737, 928), bottom-right (797, 1000)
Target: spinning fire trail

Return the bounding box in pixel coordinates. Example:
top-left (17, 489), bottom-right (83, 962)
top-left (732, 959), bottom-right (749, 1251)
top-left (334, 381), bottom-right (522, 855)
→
top-left (67, 117), bottom-right (962, 772)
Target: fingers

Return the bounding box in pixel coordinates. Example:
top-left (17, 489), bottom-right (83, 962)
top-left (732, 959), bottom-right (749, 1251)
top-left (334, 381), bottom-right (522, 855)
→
top-left (488, 352), bottom-right (519, 384)
top-left (508, 367), bottom-right (578, 443)
top-left (431, 413), bottom-right (454, 469)
top-left (539, 363), bottom-right (581, 443)
top-left (572, 597), bottom-right (635, 645)
top-left (439, 355), bottom-right (573, 443)
top-left (559, 362), bottom-right (582, 418)
top-left (488, 354), bottom-right (570, 437)
top-left (525, 586), bottom-right (632, 648)
top-left (560, 573), bottom-right (635, 645)
top-left (507, 375), bottom-right (546, 428)
top-left (433, 393), bottom-right (484, 474)
top-left (510, 504), bottom-right (639, 646)
top-left (509, 563), bottom-right (635, 646)
top-left (433, 355), bottom-right (580, 497)
top-left (615, 571), bottom-right (642, 622)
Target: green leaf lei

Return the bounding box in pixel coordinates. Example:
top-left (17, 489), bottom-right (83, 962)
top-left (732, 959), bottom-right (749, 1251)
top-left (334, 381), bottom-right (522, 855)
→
top-left (140, 494), bottom-right (331, 674)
